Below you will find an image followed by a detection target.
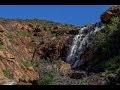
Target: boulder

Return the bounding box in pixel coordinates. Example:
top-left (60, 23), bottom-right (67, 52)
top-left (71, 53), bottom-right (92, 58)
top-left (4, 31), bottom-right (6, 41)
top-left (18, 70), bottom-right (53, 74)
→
top-left (59, 61), bottom-right (71, 76)
top-left (0, 51), bottom-right (15, 60)
top-left (101, 5), bottom-right (120, 23)
top-left (20, 37), bottom-right (29, 45)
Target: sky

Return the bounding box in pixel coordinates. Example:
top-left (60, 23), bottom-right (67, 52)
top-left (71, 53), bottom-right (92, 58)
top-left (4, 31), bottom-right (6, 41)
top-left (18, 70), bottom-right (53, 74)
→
top-left (0, 5), bottom-right (112, 26)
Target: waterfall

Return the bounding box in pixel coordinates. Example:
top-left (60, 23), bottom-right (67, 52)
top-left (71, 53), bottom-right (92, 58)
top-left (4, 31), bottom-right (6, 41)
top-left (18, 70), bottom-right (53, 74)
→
top-left (66, 22), bottom-right (104, 69)
top-left (1, 81), bottom-right (17, 85)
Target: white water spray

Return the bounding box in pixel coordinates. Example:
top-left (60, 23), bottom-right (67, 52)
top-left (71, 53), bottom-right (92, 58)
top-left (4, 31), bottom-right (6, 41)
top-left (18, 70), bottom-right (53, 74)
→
top-left (66, 22), bottom-right (104, 69)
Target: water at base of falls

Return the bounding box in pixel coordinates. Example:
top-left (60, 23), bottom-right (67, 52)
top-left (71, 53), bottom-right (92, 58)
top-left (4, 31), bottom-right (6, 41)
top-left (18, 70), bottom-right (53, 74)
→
top-left (66, 22), bottom-right (105, 69)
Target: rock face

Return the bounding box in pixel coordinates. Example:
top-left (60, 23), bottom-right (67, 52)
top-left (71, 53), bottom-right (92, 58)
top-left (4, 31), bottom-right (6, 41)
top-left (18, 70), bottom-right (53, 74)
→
top-left (101, 5), bottom-right (120, 23)
top-left (0, 23), bottom-right (39, 84)
top-left (33, 34), bottom-right (74, 61)
top-left (0, 19), bottom-right (80, 85)
top-left (0, 25), bottom-right (5, 32)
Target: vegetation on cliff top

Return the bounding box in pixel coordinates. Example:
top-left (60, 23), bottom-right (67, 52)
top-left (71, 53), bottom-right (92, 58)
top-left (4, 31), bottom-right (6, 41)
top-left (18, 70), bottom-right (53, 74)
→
top-left (90, 16), bottom-right (120, 79)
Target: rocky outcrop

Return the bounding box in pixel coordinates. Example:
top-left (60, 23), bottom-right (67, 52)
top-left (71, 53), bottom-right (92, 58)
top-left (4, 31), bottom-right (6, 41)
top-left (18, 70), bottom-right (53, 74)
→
top-left (0, 19), bottom-right (80, 85)
top-left (0, 25), bottom-right (5, 33)
top-left (33, 34), bottom-right (73, 61)
top-left (59, 61), bottom-right (71, 76)
top-left (0, 22), bottom-right (39, 84)
top-left (66, 30), bottom-right (79, 35)
top-left (101, 5), bottom-right (120, 23)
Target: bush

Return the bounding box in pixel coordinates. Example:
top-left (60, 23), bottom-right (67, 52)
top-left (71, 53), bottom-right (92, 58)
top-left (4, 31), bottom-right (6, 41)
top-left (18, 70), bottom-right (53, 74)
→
top-left (16, 30), bottom-right (30, 37)
top-left (0, 44), bottom-right (6, 50)
top-left (34, 59), bottom-right (63, 85)
top-left (22, 60), bottom-right (32, 69)
top-left (31, 37), bottom-right (42, 42)
top-left (90, 16), bottom-right (120, 75)
top-left (38, 73), bottom-right (53, 85)
top-left (2, 69), bottom-right (12, 79)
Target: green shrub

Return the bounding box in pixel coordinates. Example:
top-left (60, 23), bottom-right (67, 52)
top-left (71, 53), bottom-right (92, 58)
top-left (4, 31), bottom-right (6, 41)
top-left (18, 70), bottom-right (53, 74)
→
top-left (103, 55), bottom-right (120, 72)
top-left (38, 74), bottom-right (53, 85)
top-left (27, 45), bottom-right (35, 52)
top-left (0, 44), bottom-right (6, 50)
top-left (22, 60), bottom-right (32, 69)
top-left (0, 56), bottom-right (3, 61)
top-left (3, 69), bottom-right (12, 79)
top-left (7, 34), bottom-right (15, 42)
top-left (90, 16), bottom-right (120, 75)
top-left (16, 30), bottom-right (30, 37)
top-left (31, 37), bottom-right (42, 42)
top-left (34, 59), bottom-right (63, 85)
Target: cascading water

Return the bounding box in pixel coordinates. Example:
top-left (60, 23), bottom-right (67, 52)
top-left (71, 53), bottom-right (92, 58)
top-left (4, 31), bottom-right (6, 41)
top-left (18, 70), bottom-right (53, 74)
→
top-left (66, 22), bottom-right (105, 69)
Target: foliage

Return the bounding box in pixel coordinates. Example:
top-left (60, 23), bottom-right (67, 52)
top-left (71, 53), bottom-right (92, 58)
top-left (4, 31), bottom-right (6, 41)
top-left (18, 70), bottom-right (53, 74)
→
top-left (90, 16), bottom-right (120, 76)
top-left (31, 37), bottom-right (42, 42)
top-left (51, 30), bottom-right (69, 36)
top-left (33, 59), bottom-right (62, 85)
top-left (0, 44), bottom-right (6, 50)
top-left (38, 73), bottom-right (53, 85)
top-left (0, 56), bottom-right (3, 61)
top-left (7, 34), bottom-right (15, 42)
top-left (2, 69), bottom-right (12, 79)
top-left (22, 60), bottom-right (32, 69)
top-left (16, 30), bottom-right (30, 37)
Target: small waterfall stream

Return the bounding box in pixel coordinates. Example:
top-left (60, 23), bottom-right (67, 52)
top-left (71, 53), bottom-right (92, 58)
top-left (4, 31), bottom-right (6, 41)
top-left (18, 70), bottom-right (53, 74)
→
top-left (66, 22), bottom-right (104, 69)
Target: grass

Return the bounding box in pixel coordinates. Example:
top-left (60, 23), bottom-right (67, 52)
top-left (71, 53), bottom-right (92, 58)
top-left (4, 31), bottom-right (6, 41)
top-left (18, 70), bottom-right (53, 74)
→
top-left (31, 37), bottom-right (42, 42)
top-left (16, 30), bottom-right (30, 37)
top-left (51, 29), bottom-right (69, 36)
top-left (27, 45), bottom-right (35, 52)
top-left (32, 59), bottom-right (54, 85)
top-left (2, 69), bottom-right (12, 79)
top-left (38, 74), bottom-right (53, 85)
top-left (0, 56), bottom-right (3, 61)
top-left (7, 34), bottom-right (15, 42)
top-left (0, 18), bottom-right (7, 23)
top-left (22, 60), bottom-right (32, 69)
top-left (101, 55), bottom-right (120, 78)
top-left (0, 44), bottom-right (6, 50)
top-left (34, 59), bottom-right (64, 85)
